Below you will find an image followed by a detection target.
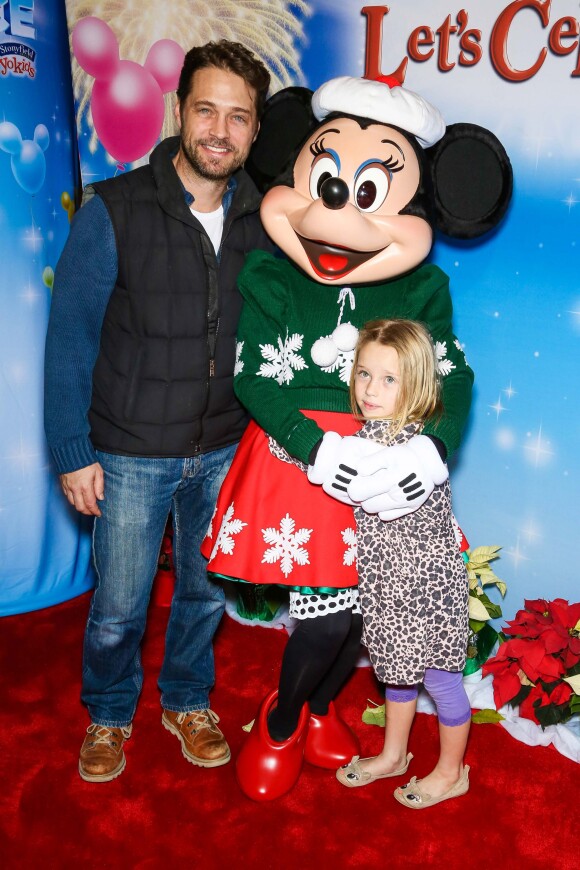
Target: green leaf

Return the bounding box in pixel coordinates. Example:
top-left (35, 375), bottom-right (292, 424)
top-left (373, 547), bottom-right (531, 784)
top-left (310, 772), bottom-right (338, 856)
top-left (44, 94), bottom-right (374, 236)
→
top-left (476, 623), bottom-right (501, 663)
top-left (471, 709), bottom-right (505, 724)
top-left (479, 591), bottom-right (503, 619)
top-left (469, 593), bottom-right (492, 621)
top-left (362, 701), bottom-right (385, 727)
top-left (535, 702), bottom-right (572, 729)
top-left (510, 683), bottom-right (532, 707)
top-left (570, 694), bottom-right (580, 715)
top-left (468, 546), bottom-right (501, 568)
top-left (468, 618), bottom-right (487, 634)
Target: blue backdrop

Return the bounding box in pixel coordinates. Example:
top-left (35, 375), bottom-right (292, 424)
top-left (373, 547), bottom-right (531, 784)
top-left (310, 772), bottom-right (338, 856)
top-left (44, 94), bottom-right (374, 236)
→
top-left (1, 0), bottom-right (578, 618)
top-left (0, 0), bottom-right (93, 615)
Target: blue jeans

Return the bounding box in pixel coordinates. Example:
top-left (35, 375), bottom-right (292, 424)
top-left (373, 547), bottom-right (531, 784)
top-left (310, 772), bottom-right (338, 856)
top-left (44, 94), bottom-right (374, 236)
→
top-left (81, 445), bottom-right (236, 727)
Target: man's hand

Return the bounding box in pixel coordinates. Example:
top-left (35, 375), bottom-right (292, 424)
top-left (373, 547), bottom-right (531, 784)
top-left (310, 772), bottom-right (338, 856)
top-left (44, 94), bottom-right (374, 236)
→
top-left (307, 432), bottom-right (382, 505)
top-left (347, 435), bottom-right (448, 520)
top-left (60, 463), bottom-right (105, 516)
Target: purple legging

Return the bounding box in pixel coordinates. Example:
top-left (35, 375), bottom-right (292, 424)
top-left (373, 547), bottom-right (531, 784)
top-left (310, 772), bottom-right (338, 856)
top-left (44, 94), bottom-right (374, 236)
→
top-left (385, 668), bottom-right (471, 727)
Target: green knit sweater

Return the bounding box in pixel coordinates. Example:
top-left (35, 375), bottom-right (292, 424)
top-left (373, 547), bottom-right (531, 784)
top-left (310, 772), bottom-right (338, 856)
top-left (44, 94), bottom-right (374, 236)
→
top-left (234, 251), bottom-right (473, 465)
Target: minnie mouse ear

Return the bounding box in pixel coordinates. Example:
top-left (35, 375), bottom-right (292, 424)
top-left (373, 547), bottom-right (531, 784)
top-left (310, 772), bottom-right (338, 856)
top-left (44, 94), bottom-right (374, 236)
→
top-left (429, 123), bottom-right (513, 239)
top-left (245, 86), bottom-right (315, 193)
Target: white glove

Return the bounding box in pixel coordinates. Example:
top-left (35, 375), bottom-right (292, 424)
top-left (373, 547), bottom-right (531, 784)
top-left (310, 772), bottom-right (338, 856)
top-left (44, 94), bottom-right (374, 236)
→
top-left (307, 432), bottom-right (382, 505)
top-left (347, 435), bottom-right (448, 520)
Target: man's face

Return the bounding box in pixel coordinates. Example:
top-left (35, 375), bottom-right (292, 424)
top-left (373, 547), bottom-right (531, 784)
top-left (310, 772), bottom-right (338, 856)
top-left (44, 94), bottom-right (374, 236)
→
top-left (175, 66), bottom-right (259, 181)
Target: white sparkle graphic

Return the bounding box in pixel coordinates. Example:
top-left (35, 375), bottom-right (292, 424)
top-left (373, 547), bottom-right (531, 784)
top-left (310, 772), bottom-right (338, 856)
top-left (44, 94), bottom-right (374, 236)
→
top-left (563, 192), bottom-right (578, 212)
top-left (523, 426), bottom-right (554, 467)
top-left (567, 301), bottom-right (580, 331)
top-left (503, 383), bottom-right (517, 400)
top-left (490, 395), bottom-right (507, 419)
top-left (505, 537), bottom-right (530, 572)
top-left (20, 279), bottom-right (42, 304)
top-left (21, 219), bottom-right (43, 253)
top-left (520, 519), bottom-right (542, 544)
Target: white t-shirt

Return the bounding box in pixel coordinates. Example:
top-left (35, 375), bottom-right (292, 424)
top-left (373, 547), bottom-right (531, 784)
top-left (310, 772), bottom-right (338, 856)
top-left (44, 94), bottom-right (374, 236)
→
top-left (190, 204), bottom-right (224, 255)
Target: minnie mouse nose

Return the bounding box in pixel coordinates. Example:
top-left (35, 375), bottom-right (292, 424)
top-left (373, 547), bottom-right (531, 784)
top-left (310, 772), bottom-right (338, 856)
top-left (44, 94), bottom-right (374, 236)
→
top-left (320, 176), bottom-right (349, 209)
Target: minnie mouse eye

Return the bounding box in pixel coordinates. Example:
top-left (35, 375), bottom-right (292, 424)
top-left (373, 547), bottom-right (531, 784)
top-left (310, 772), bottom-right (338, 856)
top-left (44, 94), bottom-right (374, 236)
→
top-left (354, 164), bottom-right (391, 212)
top-left (309, 154), bottom-right (340, 200)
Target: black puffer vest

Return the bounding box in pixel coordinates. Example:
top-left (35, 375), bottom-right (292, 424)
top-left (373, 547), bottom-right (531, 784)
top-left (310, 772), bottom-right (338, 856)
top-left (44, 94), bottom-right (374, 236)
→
top-left (88, 136), bottom-right (270, 457)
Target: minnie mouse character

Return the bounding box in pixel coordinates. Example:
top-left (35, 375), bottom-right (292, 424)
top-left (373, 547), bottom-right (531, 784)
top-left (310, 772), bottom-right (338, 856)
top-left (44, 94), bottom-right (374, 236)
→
top-left (202, 75), bottom-right (512, 800)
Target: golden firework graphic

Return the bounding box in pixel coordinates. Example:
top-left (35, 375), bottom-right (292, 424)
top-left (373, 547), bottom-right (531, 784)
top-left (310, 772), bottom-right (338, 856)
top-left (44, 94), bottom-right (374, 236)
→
top-left (65, 0), bottom-right (311, 161)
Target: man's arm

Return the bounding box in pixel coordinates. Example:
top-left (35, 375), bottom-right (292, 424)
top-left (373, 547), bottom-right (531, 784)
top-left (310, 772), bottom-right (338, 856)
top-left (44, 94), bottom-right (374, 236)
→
top-left (44, 194), bottom-right (118, 515)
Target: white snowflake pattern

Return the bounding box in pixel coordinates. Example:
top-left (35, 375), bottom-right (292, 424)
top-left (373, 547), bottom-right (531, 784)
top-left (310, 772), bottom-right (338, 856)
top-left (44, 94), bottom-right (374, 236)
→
top-left (234, 340), bottom-right (244, 375)
top-left (205, 506), bottom-right (217, 540)
top-left (454, 337), bottom-right (469, 366)
top-left (261, 513), bottom-right (312, 577)
top-left (321, 349), bottom-right (355, 384)
top-left (451, 513), bottom-right (466, 550)
top-left (341, 527), bottom-right (357, 566)
top-left (435, 340), bottom-right (456, 377)
top-left (210, 502), bottom-right (247, 561)
top-left (258, 331), bottom-right (308, 385)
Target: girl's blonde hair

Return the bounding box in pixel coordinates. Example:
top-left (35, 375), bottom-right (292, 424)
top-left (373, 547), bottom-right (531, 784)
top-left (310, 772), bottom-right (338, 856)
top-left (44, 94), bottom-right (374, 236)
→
top-left (349, 319), bottom-right (443, 436)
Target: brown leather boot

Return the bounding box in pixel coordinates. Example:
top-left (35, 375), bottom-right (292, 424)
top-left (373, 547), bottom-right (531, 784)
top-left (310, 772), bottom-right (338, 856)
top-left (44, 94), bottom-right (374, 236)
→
top-left (162, 708), bottom-right (231, 768)
top-left (78, 723), bottom-right (132, 782)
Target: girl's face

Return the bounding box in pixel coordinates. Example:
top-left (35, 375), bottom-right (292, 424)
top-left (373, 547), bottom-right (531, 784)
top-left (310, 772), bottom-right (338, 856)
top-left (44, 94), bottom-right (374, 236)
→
top-left (354, 342), bottom-right (400, 419)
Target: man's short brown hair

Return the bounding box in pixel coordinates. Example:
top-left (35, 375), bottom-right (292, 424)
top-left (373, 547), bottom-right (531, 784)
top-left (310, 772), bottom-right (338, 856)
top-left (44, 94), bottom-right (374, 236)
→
top-left (177, 40), bottom-right (271, 117)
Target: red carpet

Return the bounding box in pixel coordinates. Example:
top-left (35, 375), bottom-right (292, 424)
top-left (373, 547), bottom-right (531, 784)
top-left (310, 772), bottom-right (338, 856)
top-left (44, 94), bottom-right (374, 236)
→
top-left (1, 594), bottom-right (577, 869)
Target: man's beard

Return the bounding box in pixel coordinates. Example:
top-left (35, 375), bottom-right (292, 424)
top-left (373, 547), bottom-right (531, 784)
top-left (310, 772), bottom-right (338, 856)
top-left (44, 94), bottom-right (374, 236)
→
top-left (181, 136), bottom-right (245, 181)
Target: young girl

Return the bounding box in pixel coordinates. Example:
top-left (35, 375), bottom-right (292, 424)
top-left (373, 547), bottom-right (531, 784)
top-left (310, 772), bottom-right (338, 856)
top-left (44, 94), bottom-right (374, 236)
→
top-left (337, 319), bottom-right (471, 809)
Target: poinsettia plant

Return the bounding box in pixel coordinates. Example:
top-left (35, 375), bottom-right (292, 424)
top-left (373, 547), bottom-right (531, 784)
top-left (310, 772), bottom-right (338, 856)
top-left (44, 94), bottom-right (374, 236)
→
top-left (464, 545), bottom-right (506, 674)
top-left (483, 598), bottom-right (580, 728)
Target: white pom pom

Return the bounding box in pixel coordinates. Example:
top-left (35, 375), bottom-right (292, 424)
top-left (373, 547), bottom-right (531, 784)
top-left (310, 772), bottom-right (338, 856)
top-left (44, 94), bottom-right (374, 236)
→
top-left (332, 322), bottom-right (359, 352)
top-left (311, 336), bottom-right (338, 367)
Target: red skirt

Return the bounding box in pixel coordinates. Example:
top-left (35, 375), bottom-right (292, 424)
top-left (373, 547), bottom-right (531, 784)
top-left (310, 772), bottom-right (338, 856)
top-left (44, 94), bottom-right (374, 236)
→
top-left (202, 410), bottom-right (361, 589)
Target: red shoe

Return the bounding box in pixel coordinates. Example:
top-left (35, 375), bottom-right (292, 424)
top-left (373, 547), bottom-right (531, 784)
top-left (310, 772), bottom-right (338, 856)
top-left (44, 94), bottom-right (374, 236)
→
top-left (304, 702), bottom-right (360, 769)
top-left (235, 689), bottom-right (310, 801)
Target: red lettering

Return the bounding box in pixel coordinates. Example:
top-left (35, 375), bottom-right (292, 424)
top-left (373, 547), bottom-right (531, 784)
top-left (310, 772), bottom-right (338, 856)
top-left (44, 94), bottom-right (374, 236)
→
top-left (361, 5), bottom-right (408, 82)
top-left (361, 5), bottom-right (389, 79)
top-left (408, 26), bottom-right (434, 62)
top-left (549, 16), bottom-right (579, 55)
top-left (436, 14), bottom-right (458, 72)
top-left (490, 0), bottom-right (551, 82)
top-left (459, 29), bottom-right (482, 66)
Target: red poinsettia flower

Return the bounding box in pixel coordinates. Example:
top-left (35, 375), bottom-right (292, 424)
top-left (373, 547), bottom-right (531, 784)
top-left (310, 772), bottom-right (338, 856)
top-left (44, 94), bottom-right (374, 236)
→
top-left (503, 611), bottom-right (545, 640)
top-left (519, 683), bottom-right (549, 722)
top-left (482, 657), bottom-right (522, 709)
top-left (517, 639), bottom-right (566, 684)
top-left (483, 597), bottom-right (580, 726)
top-left (545, 599), bottom-right (580, 655)
top-left (544, 681), bottom-right (572, 707)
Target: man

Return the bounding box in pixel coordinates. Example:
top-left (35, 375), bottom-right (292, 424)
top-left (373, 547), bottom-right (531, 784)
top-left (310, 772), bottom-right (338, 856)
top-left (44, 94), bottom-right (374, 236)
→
top-left (44, 40), bottom-right (271, 782)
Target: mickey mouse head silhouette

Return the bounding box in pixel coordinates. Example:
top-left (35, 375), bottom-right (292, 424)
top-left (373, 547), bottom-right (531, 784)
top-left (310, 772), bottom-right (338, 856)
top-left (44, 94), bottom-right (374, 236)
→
top-left (0, 121), bottom-right (49, 195)
top-left (72, 16), bottom-right (185, 164)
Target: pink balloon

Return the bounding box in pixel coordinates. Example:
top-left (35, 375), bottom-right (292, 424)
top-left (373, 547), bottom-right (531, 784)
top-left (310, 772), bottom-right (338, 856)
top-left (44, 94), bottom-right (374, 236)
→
top-left (91, 60), bottom-right (164, 163)
top-left (72, 16), bottom-right (119, 81)
top-left (144, 40), bottom-right (185, 94)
